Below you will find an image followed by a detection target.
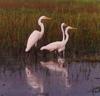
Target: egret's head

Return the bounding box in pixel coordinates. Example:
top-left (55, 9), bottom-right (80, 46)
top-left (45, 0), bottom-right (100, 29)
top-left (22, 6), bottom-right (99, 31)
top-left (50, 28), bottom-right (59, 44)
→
top-left (66, 26), bottom-right (77, 30)
top-left (61, 23), bottom-right (67, 27)
top-left (39, 16), bottom-right (51, 20)
top-left (65, 26), bottom-right (77, 33)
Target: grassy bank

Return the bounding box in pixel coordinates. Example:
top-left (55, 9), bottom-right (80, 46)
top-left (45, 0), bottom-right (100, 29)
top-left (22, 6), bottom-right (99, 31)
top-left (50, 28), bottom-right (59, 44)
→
top-left (0, 1), bottom-right (100, 61)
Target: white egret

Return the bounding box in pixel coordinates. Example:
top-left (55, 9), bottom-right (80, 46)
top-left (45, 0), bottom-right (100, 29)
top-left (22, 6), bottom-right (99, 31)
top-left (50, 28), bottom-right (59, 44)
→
top-left (61, 23), bottom-right (66, 41)
top-left (40, 25), bottom-right (77, 56)
top-left (25, 16), bottom-right (51, 52)
top-left (40, 23), bottom-right (66, 52)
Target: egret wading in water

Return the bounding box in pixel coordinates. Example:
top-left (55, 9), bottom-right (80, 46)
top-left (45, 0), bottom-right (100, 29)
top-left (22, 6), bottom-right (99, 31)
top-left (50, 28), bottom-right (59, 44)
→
top-left (41, 23), bottom-right (66, 57)
top-left (25, 16), bottom-right (51, 52)
top-left (40, 25), bottom-right (77, 57)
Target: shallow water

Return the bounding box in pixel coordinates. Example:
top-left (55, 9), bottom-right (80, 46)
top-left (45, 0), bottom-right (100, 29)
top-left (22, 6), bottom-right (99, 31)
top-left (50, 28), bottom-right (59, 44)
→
top-left (0, 57), bottom-right (100, 96)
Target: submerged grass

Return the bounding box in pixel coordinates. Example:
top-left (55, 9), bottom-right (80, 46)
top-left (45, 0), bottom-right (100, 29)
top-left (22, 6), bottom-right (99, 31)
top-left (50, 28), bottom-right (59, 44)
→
top-left (0, 1), bottom-right (100, 60)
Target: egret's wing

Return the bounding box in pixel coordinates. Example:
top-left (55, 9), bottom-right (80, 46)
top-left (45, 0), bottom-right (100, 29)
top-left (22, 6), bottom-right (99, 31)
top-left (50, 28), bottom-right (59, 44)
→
top-left (58, 46), bottom-right (65, 52)
top-left (25, 31), bottom-right (40, 52)
top-left (41, 41), bottom-right (62, 51)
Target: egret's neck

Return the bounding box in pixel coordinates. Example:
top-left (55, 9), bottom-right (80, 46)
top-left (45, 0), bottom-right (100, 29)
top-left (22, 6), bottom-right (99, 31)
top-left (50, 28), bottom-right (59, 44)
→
top-left (64, 28), bottom-right (69, 44)
top-left (61, 25), bottom-right (65, 41)
top-left (38, 19), bottom-right (44, 35)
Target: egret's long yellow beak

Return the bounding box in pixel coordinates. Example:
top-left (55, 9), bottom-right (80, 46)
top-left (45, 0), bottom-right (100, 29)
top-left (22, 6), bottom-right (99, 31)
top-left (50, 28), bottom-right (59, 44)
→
top-left (45, 16), bottom-right (52, 20)
top-left (72, 27), bottom-right (77, 29)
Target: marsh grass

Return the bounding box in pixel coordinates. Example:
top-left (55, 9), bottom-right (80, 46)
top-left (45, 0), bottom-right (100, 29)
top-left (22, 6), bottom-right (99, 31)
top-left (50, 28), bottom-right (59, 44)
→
top-left (0, 1), bottom-right (100, 60)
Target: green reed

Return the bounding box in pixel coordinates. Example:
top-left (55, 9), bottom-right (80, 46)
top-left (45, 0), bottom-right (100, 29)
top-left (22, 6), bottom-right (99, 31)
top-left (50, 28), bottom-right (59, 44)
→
top-left (0, 1), bottom-right (100, 57)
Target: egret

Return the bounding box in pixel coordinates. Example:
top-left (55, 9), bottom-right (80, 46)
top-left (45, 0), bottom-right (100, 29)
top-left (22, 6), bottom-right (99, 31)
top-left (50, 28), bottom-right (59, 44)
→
top-left (40, 23), bottom-right (66, 52)
top-left (25, 16), bottom-right (51, 52)
top-left (40, 25), bottom-right (77, 57)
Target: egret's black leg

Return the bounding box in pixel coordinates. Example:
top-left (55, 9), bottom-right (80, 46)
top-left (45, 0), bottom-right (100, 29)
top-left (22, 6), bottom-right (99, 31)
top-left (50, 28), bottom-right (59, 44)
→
top-left (34, 47), bottom-right (38, 63)
top-left (42, 50), bottom-right (48, 60)
top-left (63, 50), bottom-right (65, 58)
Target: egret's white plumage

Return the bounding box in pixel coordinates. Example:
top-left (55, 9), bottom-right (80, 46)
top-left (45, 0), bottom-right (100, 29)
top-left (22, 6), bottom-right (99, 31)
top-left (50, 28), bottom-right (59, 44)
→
top-left (61, 23), bottom-right (66, 41)
top-left (40, 25), bottom-right (77, 54)
top-left (40, 23), bottom-right (66, 52)
top-left (25, 16), bottom-right (51, 52)
top-left (40, 24), bottom-right (65, 52)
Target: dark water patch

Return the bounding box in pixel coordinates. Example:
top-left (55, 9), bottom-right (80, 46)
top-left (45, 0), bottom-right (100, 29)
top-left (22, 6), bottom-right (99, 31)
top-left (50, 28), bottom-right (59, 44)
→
top-left (0, 57), bottom-right (100, 96)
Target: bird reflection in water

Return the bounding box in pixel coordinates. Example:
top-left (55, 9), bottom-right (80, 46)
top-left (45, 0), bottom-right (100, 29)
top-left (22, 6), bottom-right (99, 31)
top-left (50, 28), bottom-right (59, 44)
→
top-left (40, 57), bottom-right (71, 88)
top-left (25, 66), bottom-right (46, 96)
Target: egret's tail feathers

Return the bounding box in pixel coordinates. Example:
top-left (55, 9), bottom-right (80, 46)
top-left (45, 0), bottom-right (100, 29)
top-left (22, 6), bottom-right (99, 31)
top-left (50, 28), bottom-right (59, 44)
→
top-left (40, 46), bottom-right (45, 51)
top-left (40, 61), bottom-right (44, 65)
top-left (25, 47), bottom-right (29, 52)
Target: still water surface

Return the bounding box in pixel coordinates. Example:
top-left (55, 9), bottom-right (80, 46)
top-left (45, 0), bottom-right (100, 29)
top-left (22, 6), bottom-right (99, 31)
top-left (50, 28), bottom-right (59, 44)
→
top-left (0, 57), bottom-right (100, 96)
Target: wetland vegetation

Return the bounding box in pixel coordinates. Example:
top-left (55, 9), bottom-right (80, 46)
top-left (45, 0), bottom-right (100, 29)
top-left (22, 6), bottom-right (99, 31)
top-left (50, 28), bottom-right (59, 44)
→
top-left (0, 0), bottom-right (100, 61)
